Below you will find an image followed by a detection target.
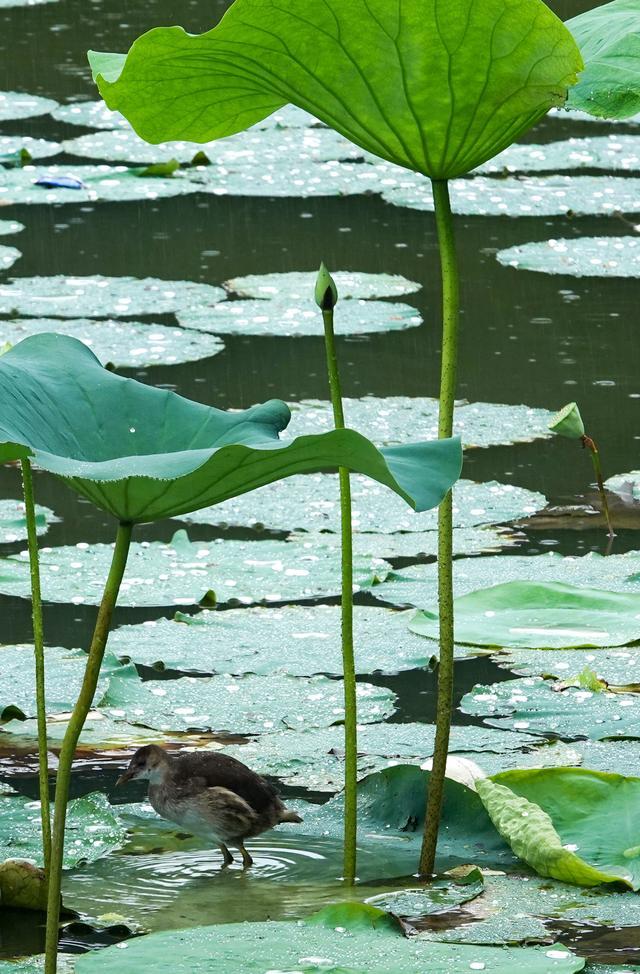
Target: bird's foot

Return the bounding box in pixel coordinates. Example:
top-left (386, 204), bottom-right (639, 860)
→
top-left (239, 842), bottom-right (253, 869)
top-left (219, 843), bottom-right (234, 867)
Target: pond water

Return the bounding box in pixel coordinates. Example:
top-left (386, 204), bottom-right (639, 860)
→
top-left (2, 0), bottom-right (640, 970)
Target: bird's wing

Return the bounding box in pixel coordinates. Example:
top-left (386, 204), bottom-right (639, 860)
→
top-left (173, 753), bottom-right (279, 812)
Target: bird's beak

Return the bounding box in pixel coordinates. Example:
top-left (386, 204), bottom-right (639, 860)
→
top-left (116, 768), bottom-right (134, 787)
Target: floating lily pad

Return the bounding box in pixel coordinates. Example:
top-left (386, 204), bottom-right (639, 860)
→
top-left (101, 667), bottom-right (396, 733)
top-left (0, 791), bottom-right (125, 869)
top-left (382, 173), bottom-right (640, 217)
top-left (497, 237), bottom-right (640, 277)
top-left (292, 525), bottom-right (519, 560)
top-left (177, 296), bottom-right (421, 337)
top-left (73, 910), bottom-right (584, 974)
top-left (0, 647), bottom-right (122, 719)
top-left (109, 604), bottom-right (429, 676)
top-left (0, 535), bottom-right (391, 607)
top-left (226, 271), bottom-right (420, 301)
top-left (606, 469), bottom-right (640, 501)
top-left (478, 767), bottom-right (640, 889)
top-left (375, 551), bottom-right (640, 609)
top-left (0, 136), bottom-right (60, 162)
top-left (0, 711), bottom-right (178, 753)
top-left (0, 165), bottom-right (201, 205)
top-left (180, 476), bottom-right (545, 534)
top-left (0, 245), bottom-right (20, 272)
top-left (218, 723), bottom-right (550, 793)
top-left (495, 647), bottom-right (640, 687)
top-left (0, 497), bottom-right (57, 544)
top-left (0, 319), bottom-right (224, 368)
top-left (0, 276), bottom-right (224, 318)
top-left (461, 676), bottom-right (640, 741)
top-left (481, 135), bottom-right (640, 174)
top-left (285, 397), bottom-right (554, 449)
top-left (0, 92), bottom-right (58, 122)
top-left (365, 873), bottom-right (485, 918)
top-left (410, 582), bottom-right (640, 650)
top-left (0, 220), bottom-right (23, 237)
top-left (0, 0), bottom-right (57, 6)
top-left (569, 739), bottom-right (640, 778)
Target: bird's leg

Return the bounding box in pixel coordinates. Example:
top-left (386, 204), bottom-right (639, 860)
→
top-left (238, 842), bottom-right (253, 869)
top-left (219, 843), bottom-right (234, 867)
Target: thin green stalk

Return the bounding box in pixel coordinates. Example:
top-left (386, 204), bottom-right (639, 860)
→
top-left (419, 178), bottom-right (459, 877)
top-left (20, 458), bottom-right (51, 874)
top-left (44, 521), bottom-right (133, 974)
top-left (322, 301), bottom-right (357, 886)
top-left (582, 435), bottom-right (614, 539)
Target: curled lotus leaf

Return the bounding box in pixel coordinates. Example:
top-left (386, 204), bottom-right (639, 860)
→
top-left (89, 0), bottom-right (581, 180)
top-left (0, 859), bottom-right (48, 911)
top-left (0, 334), bottom-right (461, 523)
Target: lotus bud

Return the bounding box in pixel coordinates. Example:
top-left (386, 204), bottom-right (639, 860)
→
top-left (549, 401), bottom-right (585, 440)
top-left (314, 262), bottom-right (338, 311)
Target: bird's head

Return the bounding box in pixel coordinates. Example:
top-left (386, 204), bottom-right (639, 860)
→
top-left (117, 744), bottom-right (171, 786)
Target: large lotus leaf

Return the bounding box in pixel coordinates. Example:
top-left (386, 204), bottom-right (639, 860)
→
top-left (0, 136), bottom-right (61, 161)
top-left (569, 739), bottom-right (640, 778)
top-left (0, 647), bottom-right (122, 719)
top-left (0, 318), bottom-right (224, 368)
top-left (0, 791), bottom-right (125, 868)
top-left (108, 605), bottom-right (427, 676)
top-left (226, 271), bottom-right (420, 301)
top-left (375, 551), bottom-right (640, 609)
top-left (285, 397), bottom-right (554, 449)
top-left (480, 135), bottom-right (640, 174)
top-left (179, 476), bottom-right (545, 534)
top-left (477, 767), bottom-right (640, 889)
top-left (0, 534), bottom-right (392, 607)
top-left (90, 0), bottom-right (581, 179)
top-left (0, 498), bottom-right (57, 544)
top-left (495, 647), bottom-right (640, 686)
top-left (0, 165), bottom-right (198, 205)
top-left (498, 236), bottom-right (640, 277)
top-left (101, 667), bottom-right (396, 733)
top-left (410, 582), bottom-right (640, 650)
top-left (292, 525), bottom-right (518, 561)
top-left (381, 173), bottom-right (640, 217)
top-left (177, 296), bottom-right (421, 338)
top-left (53, 99), bottom-right (312, 131)
top-left (566, 0), bottom-right (640, 120)
top-left (0, 334), bottom-right (461, 523)
top-left (461, 676), bottom-right (640, 741)
top-left (0, 92), bottom-right (57, 122)
top-left (218, 723), bottom-right (558, 793)
top-left (0, 219), bottom-right (23, 237)
top-left (73, 914), bottom-right (584, 974)
top-left (0, 276), bottom-right (224, 317)
top-left (0, 246), bottom-right (20, 271)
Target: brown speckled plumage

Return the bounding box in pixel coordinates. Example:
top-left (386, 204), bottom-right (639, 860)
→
top-left (117, 744), bottom-right (302, 867)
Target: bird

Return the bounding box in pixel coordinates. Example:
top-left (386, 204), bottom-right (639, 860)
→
top-left (116, 744), bottom-right (303, 868)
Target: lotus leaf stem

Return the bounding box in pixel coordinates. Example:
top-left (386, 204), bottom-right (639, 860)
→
top-left (20, 458), bottom-right (51, 874)
top-left (582, 435), bottom-right (615, 540)
top-left (321, 303), bottom-right (357, 886)
top-left (44, 520), bottom-right (133, 974)
top-left (419, 179), bottom-right (459, 877)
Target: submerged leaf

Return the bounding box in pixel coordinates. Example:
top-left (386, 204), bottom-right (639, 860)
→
top-left (410, 581), bottom-right (640, 649)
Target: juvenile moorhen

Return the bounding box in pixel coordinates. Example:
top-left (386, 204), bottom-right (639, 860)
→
top-left (117, 744), bottom-right (302, 867)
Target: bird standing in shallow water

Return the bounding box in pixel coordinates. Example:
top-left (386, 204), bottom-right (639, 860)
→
top-left (117, 744), bottom-right (302, 868)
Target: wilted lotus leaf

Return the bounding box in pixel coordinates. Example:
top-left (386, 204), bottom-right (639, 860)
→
top-left (0, 859), bottom-right (48, 911)
top-left (0, 334), bottom-right (461, 524)
top-left (498, 236), bottom-right (640, 277)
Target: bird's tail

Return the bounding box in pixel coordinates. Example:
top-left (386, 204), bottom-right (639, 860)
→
top-left (280, 809), bottom-right (303, 824)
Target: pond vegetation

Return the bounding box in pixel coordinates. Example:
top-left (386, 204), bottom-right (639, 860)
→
top-left (2, 1), bottom-right (640, 973)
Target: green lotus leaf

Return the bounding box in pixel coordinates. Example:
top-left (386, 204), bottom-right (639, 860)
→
top-left (0, 791), bottom-right (126, 869)
top-left (0, 647), bottom-right (123, 719)
top-left (0, 318), bottom-right (224, 369)
top-left (0, 245), bottom-right (20, 271)
top-left (364, 872), bottom-right (484, 920)
top-left (498, 236), bottom-right (640, 278)
top-left (286, 397), bottom-right (554, 449)
top-left (0, 498), bottom-right (57, 544)
top-left (568, 739), bottom-right (640, 778)
top-left (0, 534), bottom-right (392, 607)
top-left (227, 271), bottom-right (420, 302)
top-left (461, 675), bottom-right (640, 741)
top-left (0, 92), bottom-right (57, 122)
top-left (495, 646), bottom-right (640, 686)
top-left (179, 475), bottom-right (545, 534)
top-left (410, 581), bottom-right (640, 649)
top-left (0, 712), bottom-right (176, 755)
top-left (0, 219), bottom-right (23, 236)
top-left (89, 0), bottom-right (581, 180)
top-left (477, 767), bottom-right (640, 889)
top-left (0, 334), bottom-right (461, 523)
top-left (566, 0), bottom-right (640, 120)
top-left (0, 136), bottom-right (60, 161)
top-left (375, 551), bottom-right (640, 609)
top-left (53, 99), bottom-right (312, 131)
top-left (101, 666), bottom-right (396, 733)
top-left (481, 135), bottom-right (640, 174)
top-left (73, 915), bottom-right (585, 974)
top-left (292, 524), bottom-right (518, 560)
